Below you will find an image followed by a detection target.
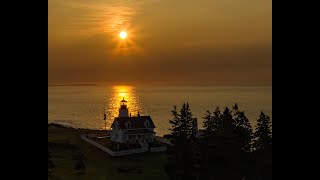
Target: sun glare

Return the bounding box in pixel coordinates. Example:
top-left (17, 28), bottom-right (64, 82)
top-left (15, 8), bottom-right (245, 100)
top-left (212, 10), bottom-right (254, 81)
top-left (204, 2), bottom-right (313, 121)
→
top-left (119, 31), bottom-right (127, 39)
top-left (112, 27), bottom-right (142, 56)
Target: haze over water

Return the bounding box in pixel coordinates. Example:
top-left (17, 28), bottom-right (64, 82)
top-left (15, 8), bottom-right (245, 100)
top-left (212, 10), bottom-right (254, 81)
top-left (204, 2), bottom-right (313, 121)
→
top-left (48, 85), bottom-right (271, 136)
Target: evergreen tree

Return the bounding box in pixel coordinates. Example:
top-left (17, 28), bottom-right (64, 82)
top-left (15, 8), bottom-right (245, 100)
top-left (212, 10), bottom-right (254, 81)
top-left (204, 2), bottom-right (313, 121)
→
top-left (212, 107), bottom-right (223, 135)
top-left (221, 107), bottom-right (234, 136)
top-left (169, 103), bottom-right (194, 143)
top-left (203, 110), bottom-right (213, 137)
top-left (179, 102), bottom-right (194, 139)
top-left (203, 107), bottom-right (223, 136)
top-left (168, 105), bottom-right (180, 144)
top-left (253, 112), bottom-right (272, 151)
top-left (167, 103), bottom-right (195, 178)
top-left (232, 103), bottom-right (253, 152)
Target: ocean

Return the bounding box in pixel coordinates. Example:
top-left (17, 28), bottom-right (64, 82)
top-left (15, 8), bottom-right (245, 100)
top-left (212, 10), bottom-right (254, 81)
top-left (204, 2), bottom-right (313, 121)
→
top-left (48, 85), bottom-right (272, 136)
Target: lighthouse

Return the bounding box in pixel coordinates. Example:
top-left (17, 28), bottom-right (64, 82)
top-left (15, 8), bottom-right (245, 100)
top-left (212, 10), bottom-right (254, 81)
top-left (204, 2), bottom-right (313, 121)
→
top-left (118, 98), bottom-right (129, 117)
top-left (111, 98), bottom-right (156, 144)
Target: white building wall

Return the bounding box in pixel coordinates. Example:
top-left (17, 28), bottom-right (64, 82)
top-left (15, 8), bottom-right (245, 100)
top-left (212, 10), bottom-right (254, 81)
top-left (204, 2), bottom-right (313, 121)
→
top-left (111, 126), bottom-right (125, 143)
top-left (117, 129), bottom-right (123, 143)
top-left (112, 127), bottom-right (156, 143)
top-left (121, 130), bottom-right (128, 143)
top-left (111, 128), bottom-right (117, 141)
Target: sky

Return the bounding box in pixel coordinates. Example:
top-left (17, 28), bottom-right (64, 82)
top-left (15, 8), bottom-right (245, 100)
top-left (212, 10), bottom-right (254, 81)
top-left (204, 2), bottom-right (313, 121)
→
top-left (48, 0), bottom-right (272, 86)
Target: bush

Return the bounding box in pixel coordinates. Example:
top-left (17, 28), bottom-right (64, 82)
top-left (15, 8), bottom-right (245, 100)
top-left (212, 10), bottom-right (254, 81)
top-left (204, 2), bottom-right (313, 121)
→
top-left (73, 152), bottom-right (86, 174)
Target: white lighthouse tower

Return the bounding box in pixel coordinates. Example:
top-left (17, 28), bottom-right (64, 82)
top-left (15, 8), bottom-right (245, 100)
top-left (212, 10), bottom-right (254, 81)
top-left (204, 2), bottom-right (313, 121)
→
top-left (118, 98), bottom-right (129, 117)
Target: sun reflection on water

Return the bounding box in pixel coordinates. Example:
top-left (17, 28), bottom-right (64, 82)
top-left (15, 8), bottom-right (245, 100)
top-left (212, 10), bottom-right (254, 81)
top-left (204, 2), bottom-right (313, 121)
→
top-left (103, 85), bottom-right (142, 130)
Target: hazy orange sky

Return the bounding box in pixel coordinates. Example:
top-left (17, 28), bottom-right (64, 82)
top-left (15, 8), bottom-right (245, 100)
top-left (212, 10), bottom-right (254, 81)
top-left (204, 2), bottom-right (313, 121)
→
top-left (48, 0), bottom-right (271, 86)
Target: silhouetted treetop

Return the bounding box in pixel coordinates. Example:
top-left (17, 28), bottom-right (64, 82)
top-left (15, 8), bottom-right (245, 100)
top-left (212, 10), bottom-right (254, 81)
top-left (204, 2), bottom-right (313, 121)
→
top-left (203, 106), bottom-right (223, 137)
top-left (232, 103), bottom-right (253, 152)
top-left (169, 102), bottom-right (194, 144)
top-left (253, 111), bottom-right (272, 151)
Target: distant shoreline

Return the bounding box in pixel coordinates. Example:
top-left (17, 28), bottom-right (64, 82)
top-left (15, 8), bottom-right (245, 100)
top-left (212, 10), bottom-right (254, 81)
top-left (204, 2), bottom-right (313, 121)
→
top-left (48, 84), bottom-right (99, 87)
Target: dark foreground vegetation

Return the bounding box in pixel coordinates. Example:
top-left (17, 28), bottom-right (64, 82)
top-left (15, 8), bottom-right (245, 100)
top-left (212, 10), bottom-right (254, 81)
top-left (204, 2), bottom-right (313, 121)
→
top-left (165, 103), bottom-right (272, 180)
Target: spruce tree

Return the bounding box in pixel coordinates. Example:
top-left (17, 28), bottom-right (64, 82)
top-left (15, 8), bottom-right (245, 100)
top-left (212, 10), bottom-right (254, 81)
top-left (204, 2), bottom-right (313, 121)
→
top-left (221, 107), bottom-right (234, 136)
top-left (203, 110), bottom-right (213, 137)
top-left (179, 102), bottom-right (194, 139)
top-left (212, 107), bottom-right (223, 135)
top-left (169, 103), bottom-right (194, 142)
top-left (168, 103), bottom-right (195, 178)
top-left (203, 107), bottom-right (223, 136)
top-left (232, 103), bottom-right (253, 152)
top-left (169, 105), bottom-right (180, 144)
top-left (253, 112), bottom-right (272, 151)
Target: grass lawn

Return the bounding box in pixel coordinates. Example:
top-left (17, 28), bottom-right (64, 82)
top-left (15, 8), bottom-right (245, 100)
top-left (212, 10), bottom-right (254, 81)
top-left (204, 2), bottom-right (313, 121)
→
top-left (48, 124), bottom-right (169, 180)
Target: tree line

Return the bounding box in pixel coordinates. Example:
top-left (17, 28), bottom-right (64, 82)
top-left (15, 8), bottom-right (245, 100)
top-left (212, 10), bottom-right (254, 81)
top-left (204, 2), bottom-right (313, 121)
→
top-left (166, 102), bottom-right (272, 180)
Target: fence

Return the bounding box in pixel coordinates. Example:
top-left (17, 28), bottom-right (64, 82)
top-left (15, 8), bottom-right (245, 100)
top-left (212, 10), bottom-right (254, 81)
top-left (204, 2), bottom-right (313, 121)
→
top-left (80, 135), bottom-right (148, 156)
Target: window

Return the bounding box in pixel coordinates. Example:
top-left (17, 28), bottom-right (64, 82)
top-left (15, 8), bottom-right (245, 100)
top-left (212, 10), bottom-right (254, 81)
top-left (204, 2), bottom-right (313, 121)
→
top-left (126, 122), bottom-right (131, 129)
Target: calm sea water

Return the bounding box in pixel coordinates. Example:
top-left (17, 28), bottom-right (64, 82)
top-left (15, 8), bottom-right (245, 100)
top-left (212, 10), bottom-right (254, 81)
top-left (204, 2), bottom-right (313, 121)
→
top-left (48, 85), bottom-right (272, 136)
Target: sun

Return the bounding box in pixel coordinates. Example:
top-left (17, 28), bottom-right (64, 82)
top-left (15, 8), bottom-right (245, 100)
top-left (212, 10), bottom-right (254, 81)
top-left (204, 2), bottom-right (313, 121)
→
top-left (119, 31), bottom-right (127, 39)
top-left (112, 27), bottom-right (142, 56)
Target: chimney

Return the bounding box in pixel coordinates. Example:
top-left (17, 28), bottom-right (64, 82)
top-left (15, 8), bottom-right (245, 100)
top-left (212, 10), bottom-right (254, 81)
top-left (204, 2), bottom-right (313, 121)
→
top-left (138, 111), bottom-right (140, 117)
top-left (130, 113), bottom-right (131, 117)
